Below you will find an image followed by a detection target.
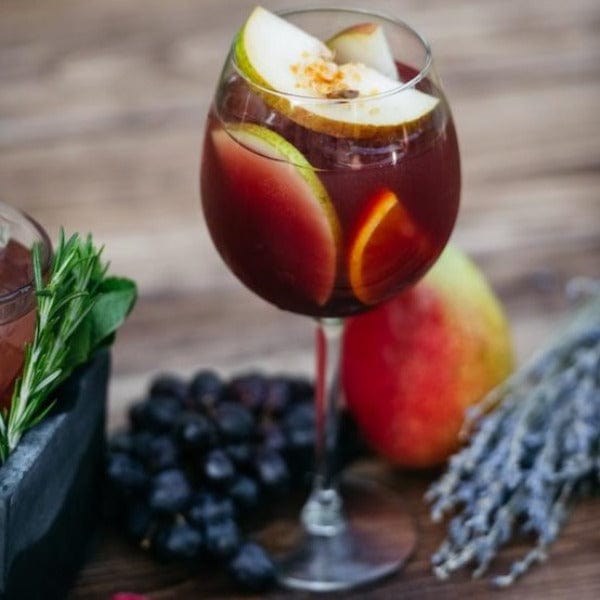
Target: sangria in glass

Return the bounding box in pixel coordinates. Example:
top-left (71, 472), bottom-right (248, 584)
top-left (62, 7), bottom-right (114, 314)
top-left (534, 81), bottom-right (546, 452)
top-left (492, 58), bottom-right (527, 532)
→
top-left (200, 7), bottom-right (460, 591)
top-left (0, 202), bottom-right (51, 408)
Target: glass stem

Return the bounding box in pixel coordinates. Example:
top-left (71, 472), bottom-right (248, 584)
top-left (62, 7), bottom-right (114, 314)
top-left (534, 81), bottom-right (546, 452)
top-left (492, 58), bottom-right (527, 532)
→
top-left (301, 317), bottom-right (346, 536)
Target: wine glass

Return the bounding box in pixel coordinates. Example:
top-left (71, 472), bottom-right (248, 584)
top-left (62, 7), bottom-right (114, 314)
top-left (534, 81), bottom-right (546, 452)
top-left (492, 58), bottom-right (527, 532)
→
top-left (200, 7), bottom-right (460, 591)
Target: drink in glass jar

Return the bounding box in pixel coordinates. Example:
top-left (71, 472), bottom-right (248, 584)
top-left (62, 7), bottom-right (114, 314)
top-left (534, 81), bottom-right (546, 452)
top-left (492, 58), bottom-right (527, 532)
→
top-left (0, 202), bottom-right (51, 407)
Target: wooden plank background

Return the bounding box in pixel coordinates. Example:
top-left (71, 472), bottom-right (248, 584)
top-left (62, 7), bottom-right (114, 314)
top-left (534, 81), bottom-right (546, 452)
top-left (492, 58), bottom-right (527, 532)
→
top-left (1, 0), bottom-right (599, 598)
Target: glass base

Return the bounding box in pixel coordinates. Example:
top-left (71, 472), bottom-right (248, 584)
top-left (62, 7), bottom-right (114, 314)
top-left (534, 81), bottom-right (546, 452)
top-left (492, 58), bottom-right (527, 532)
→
top-left (275, 476), bottom-right (417, 592)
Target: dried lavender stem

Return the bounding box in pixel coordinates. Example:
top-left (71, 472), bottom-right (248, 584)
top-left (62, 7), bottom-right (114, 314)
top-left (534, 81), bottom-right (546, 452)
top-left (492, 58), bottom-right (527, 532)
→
top-left (427, 291), bottom-right (600, 586)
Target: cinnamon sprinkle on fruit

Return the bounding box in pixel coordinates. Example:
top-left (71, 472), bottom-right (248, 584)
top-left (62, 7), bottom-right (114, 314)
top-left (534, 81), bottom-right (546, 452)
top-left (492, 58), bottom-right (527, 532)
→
top-left (289, 57), bottom-right (369, 98)
top-left (326, 89), bottom-right (360, 99)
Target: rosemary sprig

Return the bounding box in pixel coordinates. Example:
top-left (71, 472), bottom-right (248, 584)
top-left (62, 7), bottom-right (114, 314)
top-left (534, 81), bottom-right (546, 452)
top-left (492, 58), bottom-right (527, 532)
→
top-left (0, 230), bottom-right (136, 463)
top-left (426, 288), bottom-right (600, 586)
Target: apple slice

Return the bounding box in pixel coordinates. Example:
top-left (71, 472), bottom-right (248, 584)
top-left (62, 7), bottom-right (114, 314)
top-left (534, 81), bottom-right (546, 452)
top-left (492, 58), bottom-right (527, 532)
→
top-left (348, 188), bottom-right (432, 305)
top-left (327, 23), bottom-right (398, 81)
top-left (234, 7), bottom-right (439, 139)
top-left (210, 123), bottom-right (341, 308)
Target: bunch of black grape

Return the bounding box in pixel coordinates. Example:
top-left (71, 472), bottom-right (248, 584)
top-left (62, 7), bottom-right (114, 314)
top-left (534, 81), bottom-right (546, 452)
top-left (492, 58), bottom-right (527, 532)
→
top-left (105, 370), bottom-right (364, 591)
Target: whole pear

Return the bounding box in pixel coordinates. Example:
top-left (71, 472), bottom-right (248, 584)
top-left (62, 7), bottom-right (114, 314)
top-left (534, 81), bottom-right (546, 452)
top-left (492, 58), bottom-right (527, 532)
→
top-left (342, 245), bottom-right (514, 468)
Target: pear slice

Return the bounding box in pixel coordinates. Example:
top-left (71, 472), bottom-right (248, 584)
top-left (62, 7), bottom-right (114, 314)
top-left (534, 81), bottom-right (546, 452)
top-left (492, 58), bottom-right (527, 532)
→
top-left (209, 123), bottom-right (341, 308)
top-left (234, 7), bottom-right (439, 139)
top-left (293, 63), bottom-right (439, 139)
top-left (327, 23), bottom-right (399, 81)
top-left (235, 6), bottom-right (333, 95)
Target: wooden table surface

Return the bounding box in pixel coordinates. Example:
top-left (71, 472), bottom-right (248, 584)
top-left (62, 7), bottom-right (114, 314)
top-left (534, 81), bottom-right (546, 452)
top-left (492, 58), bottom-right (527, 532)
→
top-left (1, 0), bottom-right (599, 598)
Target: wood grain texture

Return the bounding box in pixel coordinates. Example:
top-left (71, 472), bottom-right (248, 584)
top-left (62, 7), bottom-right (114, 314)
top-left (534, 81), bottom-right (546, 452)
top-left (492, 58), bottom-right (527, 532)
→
top-left (1, 0), bottom-right (599, 597)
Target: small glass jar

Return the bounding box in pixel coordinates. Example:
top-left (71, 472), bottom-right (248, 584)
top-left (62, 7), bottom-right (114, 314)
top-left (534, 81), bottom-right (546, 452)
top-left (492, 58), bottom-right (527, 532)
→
top-left (0, 201), bottom-right (51, 406)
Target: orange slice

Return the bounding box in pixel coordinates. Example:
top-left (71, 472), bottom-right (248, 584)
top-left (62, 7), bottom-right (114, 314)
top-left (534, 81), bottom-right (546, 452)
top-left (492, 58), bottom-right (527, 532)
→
top-left (348, 189), bottom-right (431, 305)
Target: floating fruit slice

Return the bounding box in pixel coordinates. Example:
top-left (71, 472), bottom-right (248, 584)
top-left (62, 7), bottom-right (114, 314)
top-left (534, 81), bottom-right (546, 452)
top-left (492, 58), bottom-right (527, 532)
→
top-left (348, 189), bottom-right (431, 305)
top-left (327, 22), bottom-right (398, 81)
top-left (235, 6), bottom-right (332, 98)
top-left (210, 123), bottom-right (340, 308)
top-left (297, 65), bottom-right (438, 139)
top-left (234, 7), bottom-right (439, 139)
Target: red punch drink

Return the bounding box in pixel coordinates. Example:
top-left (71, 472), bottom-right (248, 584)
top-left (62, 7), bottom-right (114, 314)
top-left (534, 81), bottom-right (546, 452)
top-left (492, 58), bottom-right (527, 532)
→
top-left (0, 241), bottom-right (35, 406)
top-left (202, 43), bottom-right (459, 317)
top-left (0, 203), bottom-right (51, 407)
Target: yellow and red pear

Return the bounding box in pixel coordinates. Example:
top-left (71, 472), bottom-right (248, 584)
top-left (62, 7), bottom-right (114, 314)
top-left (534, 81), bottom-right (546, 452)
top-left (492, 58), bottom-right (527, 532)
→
top-left (342, 245), bottom-right (514, 468)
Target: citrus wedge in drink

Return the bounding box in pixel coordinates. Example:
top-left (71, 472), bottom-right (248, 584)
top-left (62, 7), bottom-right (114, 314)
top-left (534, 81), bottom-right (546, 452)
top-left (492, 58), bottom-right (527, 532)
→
top-left (348, 188), bottom-right (431, 305)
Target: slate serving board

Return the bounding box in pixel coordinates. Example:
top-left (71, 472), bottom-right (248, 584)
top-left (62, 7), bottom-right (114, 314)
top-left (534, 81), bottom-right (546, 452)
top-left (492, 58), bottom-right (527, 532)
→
top-left (0, 350), bottom-right (110, 600)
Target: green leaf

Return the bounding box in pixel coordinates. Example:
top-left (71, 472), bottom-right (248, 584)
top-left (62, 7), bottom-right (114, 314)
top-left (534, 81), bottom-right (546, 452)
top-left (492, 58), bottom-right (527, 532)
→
top-left (0, 231), bottom-right (138, 461)
top-left (87, 277), bottom-right (137, 349)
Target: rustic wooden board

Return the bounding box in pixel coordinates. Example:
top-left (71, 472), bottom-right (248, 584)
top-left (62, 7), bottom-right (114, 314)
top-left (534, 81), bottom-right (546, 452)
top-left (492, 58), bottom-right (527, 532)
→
top-left (1, 0), bottom-right (599, 598)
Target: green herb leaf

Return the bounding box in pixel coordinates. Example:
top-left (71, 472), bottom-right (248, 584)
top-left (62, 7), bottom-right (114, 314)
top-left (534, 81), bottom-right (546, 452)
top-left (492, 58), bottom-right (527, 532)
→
top-left (0, 230), bottom-right (137, 462)
top-left (88, 277), bottom-right (137, 348)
